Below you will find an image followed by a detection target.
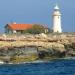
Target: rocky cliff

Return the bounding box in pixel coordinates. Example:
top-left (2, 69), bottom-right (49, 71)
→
top-left (0, 33), bottom-right (75, 63)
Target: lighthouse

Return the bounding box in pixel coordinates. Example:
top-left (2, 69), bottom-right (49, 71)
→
top-left (52, 5), bottom-right (62, 33)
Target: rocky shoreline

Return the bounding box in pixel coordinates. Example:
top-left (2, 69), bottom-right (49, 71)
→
top-left (0, 33), bottom-right (75, 64)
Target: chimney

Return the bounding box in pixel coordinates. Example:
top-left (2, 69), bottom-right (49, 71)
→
top-left (13, 22), bottom-right (16, 24)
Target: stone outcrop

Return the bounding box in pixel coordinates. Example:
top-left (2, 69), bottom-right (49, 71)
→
top-left (0, 33), bottom-right (75, 62)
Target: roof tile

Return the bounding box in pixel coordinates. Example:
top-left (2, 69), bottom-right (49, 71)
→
top-left (9, 24), bottom-right (33, 30)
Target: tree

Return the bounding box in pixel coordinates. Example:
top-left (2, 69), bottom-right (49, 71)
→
top-left (23, 24), bottom-right (47, 34)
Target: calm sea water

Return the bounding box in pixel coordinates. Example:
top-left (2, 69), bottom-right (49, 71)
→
top-left (0, 59), bottom-right (75, 75)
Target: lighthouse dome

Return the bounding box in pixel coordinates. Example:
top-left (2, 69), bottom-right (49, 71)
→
top-left (53, 5), bottom-right (61, 16)
top-left (54, 5), bottom-right (59, 10)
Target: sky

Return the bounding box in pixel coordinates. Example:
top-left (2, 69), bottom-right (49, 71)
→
top-left (0, 0), bottom-right (75, 33)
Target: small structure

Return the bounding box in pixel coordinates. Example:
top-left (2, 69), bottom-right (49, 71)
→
top-left (5, 22), bottom-right (33, 34)
top-left (5, 22), bottom-right (49, 34)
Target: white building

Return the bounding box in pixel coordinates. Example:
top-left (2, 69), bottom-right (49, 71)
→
top-left (52, 5), bottom-right (62, 33)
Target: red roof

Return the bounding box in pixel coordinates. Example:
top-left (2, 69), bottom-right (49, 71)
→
top-left (8, 24), bottom-right (33, 30)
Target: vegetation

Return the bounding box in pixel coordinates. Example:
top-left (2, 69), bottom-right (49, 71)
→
top-left (23, 24), bottom-right (49, 34)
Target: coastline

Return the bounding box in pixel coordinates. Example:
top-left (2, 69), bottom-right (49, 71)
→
top-left (0, 57), bottom-right (75, 65)
top-left (0, 33), bottom-right (75, 64)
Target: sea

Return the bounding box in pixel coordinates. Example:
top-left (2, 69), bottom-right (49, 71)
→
top-left (0, 59), bottom-right (75, 75)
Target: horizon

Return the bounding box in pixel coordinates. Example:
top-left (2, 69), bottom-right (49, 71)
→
top-left (0, 0), bottom-right (75, 33)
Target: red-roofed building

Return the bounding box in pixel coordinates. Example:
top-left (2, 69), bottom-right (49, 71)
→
top-left (5, 22), bottom-right (33, 34)
top-left (5, 22), bottom-right (49, 34)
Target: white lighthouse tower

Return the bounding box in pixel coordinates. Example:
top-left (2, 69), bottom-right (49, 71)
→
top-left (52, 5), bottom-right (62, 33)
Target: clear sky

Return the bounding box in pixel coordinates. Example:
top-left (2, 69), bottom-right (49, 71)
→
top-left (0, 0), bottom-right (75, 33)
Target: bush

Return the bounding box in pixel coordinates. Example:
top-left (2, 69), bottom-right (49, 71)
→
top-left (23, 24), bottom-right (48, 34)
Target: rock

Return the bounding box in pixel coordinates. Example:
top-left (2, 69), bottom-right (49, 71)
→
top-left (39, 33), bottom-right (47, 38)
top-left (0, 33), bottom-right (75, 58)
